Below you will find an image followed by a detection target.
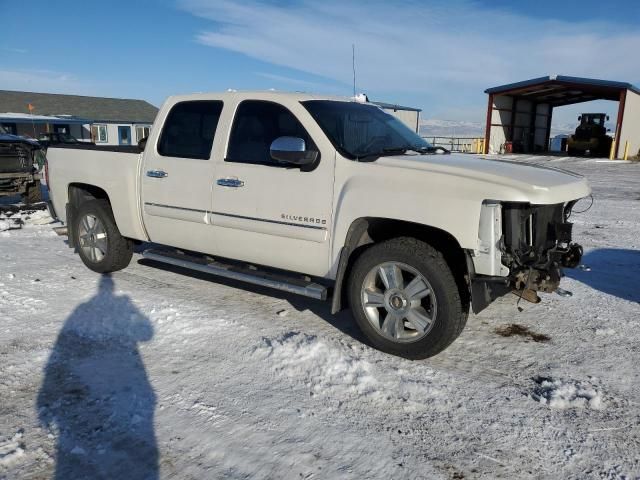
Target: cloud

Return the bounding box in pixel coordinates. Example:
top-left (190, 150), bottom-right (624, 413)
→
top-left (0, 68), bottom-right (86, 94)
top-left (180, 0), bottom-right (640, 119)
top-left (1, 46), bottom-right (28, 54)
top-left (253, 72), bottom-right (333, 90)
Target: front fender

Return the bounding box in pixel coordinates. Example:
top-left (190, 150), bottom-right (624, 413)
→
top-left (329, 165), bottom-right (486, 276)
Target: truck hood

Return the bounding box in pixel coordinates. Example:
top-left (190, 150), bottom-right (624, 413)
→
top-left (375, 153), bottom-right (591, 204)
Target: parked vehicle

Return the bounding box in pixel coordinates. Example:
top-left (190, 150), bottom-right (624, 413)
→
top-left (37, 131), bottom-right (93, 149)
top-left (45, 92), bottom-right (590, 358)
top-left (567, 113), bottom-right (612, 156)
top-left (0, 126), bottom-right (44, 203)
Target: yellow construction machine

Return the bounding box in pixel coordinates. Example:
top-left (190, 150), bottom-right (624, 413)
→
top-left (567, 113), bottom-right (612, 157)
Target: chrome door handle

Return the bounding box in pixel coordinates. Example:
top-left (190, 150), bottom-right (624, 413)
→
top-left (147, 170), bottom-right (168, 178)
top-left (217, 178), bottom-right (244, 188)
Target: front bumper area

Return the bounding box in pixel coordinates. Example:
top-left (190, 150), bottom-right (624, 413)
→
top-left (470, 201), bottom-right (585, 313)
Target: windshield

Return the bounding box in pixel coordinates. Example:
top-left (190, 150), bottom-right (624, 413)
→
top-left (301, 100), bottom-right (433, 160)
top-left (583, 114), bottom-right (603, 126)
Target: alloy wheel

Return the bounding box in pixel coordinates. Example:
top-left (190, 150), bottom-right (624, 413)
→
top-left (360, 261), bottom-right (437, 343)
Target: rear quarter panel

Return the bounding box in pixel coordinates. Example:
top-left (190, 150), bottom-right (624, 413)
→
top-left (47, 147), bottom-right (148, 241)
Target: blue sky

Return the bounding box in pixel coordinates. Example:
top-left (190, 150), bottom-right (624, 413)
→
top-left (1, 0), bottom-right (639, 125)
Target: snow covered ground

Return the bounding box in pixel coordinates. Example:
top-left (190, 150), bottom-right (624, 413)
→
top-left (1, 155), bottom-right (639, 479)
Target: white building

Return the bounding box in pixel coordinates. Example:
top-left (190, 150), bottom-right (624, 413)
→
top-left (0, 90), bottom-right (158, 146)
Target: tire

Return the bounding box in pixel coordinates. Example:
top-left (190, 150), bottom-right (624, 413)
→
top-left (24, 180), bottom-right (42, 204)
top-left (347, 237), bottom-right (468, 359)
top-left (73, 199), bottom-right (133, 273)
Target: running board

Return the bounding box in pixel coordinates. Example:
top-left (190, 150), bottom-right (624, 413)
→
top-left (142, 249), bottom-right (328, 300)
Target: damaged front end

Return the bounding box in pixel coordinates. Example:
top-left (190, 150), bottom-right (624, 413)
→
top-left (470, 200), bottom-right (585, 313)
top-left (0, 133), bottom-right (43, 197)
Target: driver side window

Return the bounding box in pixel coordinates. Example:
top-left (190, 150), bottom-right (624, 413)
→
top-left (226, 100), bottom-right (316, 167)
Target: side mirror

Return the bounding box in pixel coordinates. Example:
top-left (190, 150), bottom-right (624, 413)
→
top-left (270, 136), bottom-right (317, 166)
top-left (606, 115), bottom-right (610, 121)
top-left (578, 115), bottom-right (582, 121)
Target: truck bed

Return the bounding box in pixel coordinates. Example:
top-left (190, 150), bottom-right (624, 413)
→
top-left (46, 144), bottom-right (147, 241)
top-left (46, 143), bottom-right (144, 154)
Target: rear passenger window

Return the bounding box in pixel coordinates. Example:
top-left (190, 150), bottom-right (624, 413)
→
top-left (158, 101), bottom-right (223, 159)
top-left (226, 100), bottom-right (316, 166)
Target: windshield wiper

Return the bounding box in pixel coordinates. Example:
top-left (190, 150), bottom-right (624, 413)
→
top-left (352, 145), bottom-right (447, 161)
top-left (401, 145), bottom-right (439, 154)
top-left (352, 147), bottom-right (406, 161)
top-left (406, 145), bottom-right (451, 155)
top-left (382, 147), bottom-right (409, 155)
top-left (386, 145), bottom-right (435, 155)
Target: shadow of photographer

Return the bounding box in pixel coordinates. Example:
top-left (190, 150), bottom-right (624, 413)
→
top-left (37, 275), bottom-right (158, 479)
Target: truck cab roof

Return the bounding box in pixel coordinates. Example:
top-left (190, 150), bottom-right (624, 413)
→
top-left (164, 90), bottom-right (360, 105)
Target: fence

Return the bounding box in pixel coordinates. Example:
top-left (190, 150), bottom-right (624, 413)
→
top-left (422, 136), bottom-right (485, 153)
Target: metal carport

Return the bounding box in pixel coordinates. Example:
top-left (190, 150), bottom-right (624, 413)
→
top-left (483, 75), bottom-right (640, 159)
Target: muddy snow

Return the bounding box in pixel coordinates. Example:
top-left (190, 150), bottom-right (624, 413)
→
top-left (1, 155), bottom-right (639, 479)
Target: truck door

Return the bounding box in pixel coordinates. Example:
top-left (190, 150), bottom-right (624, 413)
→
top-left (211, 99), bottom-right (335, 277)
top-left (141, 100), bottom-right (223, 254)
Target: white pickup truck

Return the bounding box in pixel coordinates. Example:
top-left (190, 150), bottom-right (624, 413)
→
top-left (46, 91), bottom-right (590, 359)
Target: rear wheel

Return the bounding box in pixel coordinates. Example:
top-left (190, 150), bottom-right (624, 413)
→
top-left (73, 200), bottom-right (133, 273)
top-left (348, 237), bottom-right (467, 359)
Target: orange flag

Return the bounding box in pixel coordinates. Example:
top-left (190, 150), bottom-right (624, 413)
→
top-left (28, 103), bottom-right (34, 112)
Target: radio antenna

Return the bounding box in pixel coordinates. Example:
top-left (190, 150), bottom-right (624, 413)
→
top-left (352, 43), bottom-right (356, 97)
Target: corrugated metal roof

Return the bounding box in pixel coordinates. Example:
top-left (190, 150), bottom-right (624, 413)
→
top-left (373, 101), bottom-right (422, 112)
top-left (0, 90), bottom-right (158, 123)
top-left (485, 75), bottom-right (640, 97)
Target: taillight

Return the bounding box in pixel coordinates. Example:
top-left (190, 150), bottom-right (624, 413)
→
top-left (44, 155), bottom-right (50, 192)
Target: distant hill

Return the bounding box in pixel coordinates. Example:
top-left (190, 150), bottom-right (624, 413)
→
top-left (419, 119), bottom-right (484, 138)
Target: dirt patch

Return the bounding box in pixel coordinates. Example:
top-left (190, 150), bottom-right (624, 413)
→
top-left (530, 375), bottom-right (604, 409)
top-left (494, 323), bottom-right (550, 343)
top-left (441, 464), bottom-right (466, 479)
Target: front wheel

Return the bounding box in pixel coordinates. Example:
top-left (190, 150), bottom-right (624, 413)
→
top-left (73, 200), bottom-right (133, 273)
top-left (348, 237), bottom-right (468, 359)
